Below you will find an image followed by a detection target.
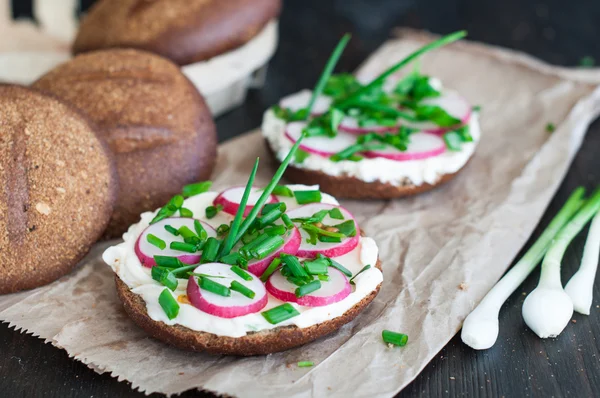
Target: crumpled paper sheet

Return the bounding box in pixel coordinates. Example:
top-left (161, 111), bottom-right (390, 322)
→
top-left (2, 29), bottom-right (600, 397)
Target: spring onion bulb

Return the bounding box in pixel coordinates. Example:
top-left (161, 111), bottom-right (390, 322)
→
top-left (563, 207), bottom-right (600, 315)
top-left (461, 187), bottom-right (585, 349)
top-left (523, 187), bottom-right (600, 338)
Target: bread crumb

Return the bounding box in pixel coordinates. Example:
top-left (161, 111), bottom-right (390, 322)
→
top-left (572, 319), bottom-right (576, 323)
top-left (56, 187), bottom-right (66, 194)
top-left (35, 202), bottom-right (52, 215)
top-left (458, 282), bottom-right (468, 291)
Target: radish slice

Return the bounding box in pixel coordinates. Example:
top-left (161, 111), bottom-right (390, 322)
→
top-left (363, 132), bottom-right (446, 161)
top-left (266, 267), bottom-right (351, 307)
top-left (285, 122), bottom-right (358, 157)
top-left (338, 116), bottom-right (399, 135)
top-left (135, 218), bottom-right (217, 268)
top-left (279, 91), bottom-right (332, 115)
top-left (214, 186), bottom-right (277, 217)
top-left (286, 203), bottom-right (359, 258)
top-left (247, 226), bottom-right (302, 276)
top-left (187, 263), bottom-right (268, 318)
top-left (402, 91), bottom-right (472, 133)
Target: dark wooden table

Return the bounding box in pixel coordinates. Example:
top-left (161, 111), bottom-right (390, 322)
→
top-left (2, 0), bottom-right (599, 396)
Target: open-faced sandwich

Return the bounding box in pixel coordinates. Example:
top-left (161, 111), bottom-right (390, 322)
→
top-left (263, 31), bottom-right (479, 199)
top-left (103, 156), bottom-right (382, 355)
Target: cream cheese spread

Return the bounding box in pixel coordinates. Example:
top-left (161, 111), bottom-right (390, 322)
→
top-left (103, 185), bottom-right (382, 338)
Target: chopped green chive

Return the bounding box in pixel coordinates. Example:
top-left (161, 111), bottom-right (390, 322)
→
top-left (150, 207), bottom-right (175, 225)
top-left (294, 149), bottom-right (310, 164)
top-left (260, 258), bottom-right (282, 282)
top-left (164, 225), bottom-right (180, 236)
top-left (231, 265), bottom-right (253, 281)
top-left (472, 105), bottom-right (482, 112)
top-left (262, 202), bottom-right (287, 215)
top-left (350, 264), bottom-right (372, 285)
top-left (182, 181), bottom-right (212, 198)
top-left (264, 225), bottom-right (286, 236)
top-left (286, 276), bottom-right (308, 286)
top-left (305, 228), bottom-right (318, 245)
top-left (579, 55), bottom-right (595, 68)
top-left (327, 258), bottom-right (352, 277)
top-left (443, 131), bottom-right (463, 151)
top-left (335, 220), bottom-right (356, 237)
top-left (295, 280), bottom-right (321, 297)
top-left (250, 235), bottom-right (285, 259)
top-left (293, 190), bottom-right (322, 204)
top-left (282, 214), bottom-right (294, 229)
top-left (170, 241), bottom-right (198, 253)
top-left (219, 252), bottom-right (243, 265)
top-left (304, 259), bottom-right (329, 275)
top-left (167, 195), bottom-right (184, 211)
top-left (217, 224), bottom-right (230, 235)
top-left (205, 205), bottom-right (223, 219)
top-left (318, 274), bottom-right (330, 281)
top-left (272, 185), bottom-right (294, 197)
top-left (256, 207), bottom-right (284, 229)
top-left (281, 254), bottom-right (309, 278)
top-left (201, 237), bottom-right (220, 263)
top-left (291, 209), bottom-right (329, 224)
top-left (158, 289), bottom-right (179, 320)
top-left (297, 361), bottom-right (314, 367)
top-left (147, 234), bottom-right (166, 250)
top-left (262, 303), bottom-right (300, 324)
top-left (328, 207), bottom-right (344, 220)
top-left (194, 220), bottom-right (208, 240)
top-left (179, 207), bottom-right (193, 217)
top-left (240, 233), bottom-right (270, 257)
top-left (546, 122), bottom-right (556, 133)
top-left (154, 255), bottom-right (183, 268)
top-left (151, 267), bottom-right (178, 291)
top-left (382, 330), bottom-right (408, 347)
top-left (198, 276), bottom-right (230, 297)
top-left (171, 264), bottom-right (199, 277)
top-left (319, 235), bottom-right (342, 243)
top-left (178, 226), bottom-right (197, 240)
top-left (230, 280), bottom-right (256, 299)
top-left (302, 224), bottom-right (345, 239)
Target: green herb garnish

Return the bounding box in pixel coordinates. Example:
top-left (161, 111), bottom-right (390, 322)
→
top-left (382, 330), bottom-right (408, 347)
top-left (151, 267), bottom-right (178, 291)
top-left (164, 225), bottom-right (179, 236)
top-left (154, 255), bottom-right (183, 268)
top-left (260, 258), bottom-right (282, 282)
top-left (272, 185), bottom-right (294, 197)
top-left (295, 280), bottom-right (321, 297)
top-left (294, 149), bottom-right (310, 164)
top-left (230, 280), bottom-right (256, 299)
top-left (262, 303), bottom-right (300, 324)
top-left (179, 207), bottom-right (193, 218)
top-left (205, 205), bottom-right (223, 219)
top-left (146, 234), bottom-right (166, 250)
top-left (350, 264), bottom-right (371, 285)
top-left (294, 190), bottom-right (322, 204)
top-left (231, 265), bottom-right (253, 281)
top-left (182, 181), bottom-right (212, 197)
top-left (198, 276), bottom-right (230, 297)
top-left (328, 208), bottom-right (344, 220)
top-left (170, 241), bottom-right (198, 253)
top-left (297, 361), bottom-right (314, 367)
top-left (201, 237), bottom-right (220, 263)
top-left (158, 289), bottom-right (179, 320)
top-left (546, 122), bottom-right (556, 133)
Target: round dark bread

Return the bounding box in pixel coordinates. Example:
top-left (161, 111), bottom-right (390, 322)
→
top-left (33, 49), bottom-right (217, 238)
top-left (73, 0), bottom-right (282, 66)
top-left (0, 84), bottom-right (118, 294)
top-left (266, 139), bottom-right (467, 199)
top-left (115, 260), bottom-right (381, 356)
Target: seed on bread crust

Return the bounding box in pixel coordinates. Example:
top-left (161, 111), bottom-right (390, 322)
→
top-left (33, 49), bottom-right (218, 238)
top-left (265, 139), bottom-right (468, 199)
top-left (115, 260), bottom-right (381, 356)
top-left (73, 0), bottom-right (282, 66)
top-left (0, 84), bottom-right (117, 294)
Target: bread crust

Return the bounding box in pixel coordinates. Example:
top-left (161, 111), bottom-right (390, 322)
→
top-left (0, 84), bottom-right (118, 294)
top-left (265, 139), bottom-right (468, 199)
top-left (33, 49), bottom-right (217, 238)
top-left (115, 260), bottom-right (381, 356)
top-left (73, 0), bottom-right (282, 65)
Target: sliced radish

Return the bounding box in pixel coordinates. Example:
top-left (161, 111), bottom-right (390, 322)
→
top-left (247, 226), bottom-right (302, 276)
top-left (187, 263), bottom-right (268, 318)
top-left (279, 90), bottom-right (332, 115)
top-left (338, 115), bottom-right (399, 135)
top-left (402, 90), bottom-right (472, 133)
top-left (214, 186), bottom-right (277, 217)
top-left (286, 203), bottom-right (360, 258)
top-left (135, 218), bottom-right (217, 268)
top-left (285, 122), bottom-right (358, 157)
top-left (266, 267), bottom-right (351, 307)
top-left (363, 132), bottom-right (446, 161)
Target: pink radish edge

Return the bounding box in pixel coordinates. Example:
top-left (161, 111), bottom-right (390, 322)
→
top-left (266, 267), bottom-right (352, 307)
top-left (247, 226), bottom-right (302, 277)
top-left (214, 186), bottom-right (277, 217)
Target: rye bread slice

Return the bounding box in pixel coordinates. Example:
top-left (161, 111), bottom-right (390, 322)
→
top-left (115, 260), bottom-right (381, 356)
top-left (73, 0), bottom-right (282, 66)
top-left (33, 49), bottom-right (217, 238)
top-left (265, 138), bottom-right (468, 199)
top-left (0, 84), bottom-right (118, 294)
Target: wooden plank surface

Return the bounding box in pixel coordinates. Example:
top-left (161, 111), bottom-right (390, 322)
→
top-left (1, 0), bottom-right (599, 396)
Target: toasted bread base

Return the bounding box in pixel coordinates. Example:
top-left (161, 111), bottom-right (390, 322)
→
top-left (115, 260), bottom-right (381, 356)
top-left (265, 139), bottom-right (468, 199)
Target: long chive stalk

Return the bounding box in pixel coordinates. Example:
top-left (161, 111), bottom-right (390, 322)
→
top-left (564, 208), bottom-right (600, 315)
top-left (462, 187), bottom-right (586, 349)
top-left (335, 31), bottom-right (466, 109)
top-left (523, 187), bottom-right (600, 338)
top-left (219, 158), bottom-right (260, 257)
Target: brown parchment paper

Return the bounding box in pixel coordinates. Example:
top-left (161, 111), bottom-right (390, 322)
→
top-left (2, 30), bottom-right (600, 397)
